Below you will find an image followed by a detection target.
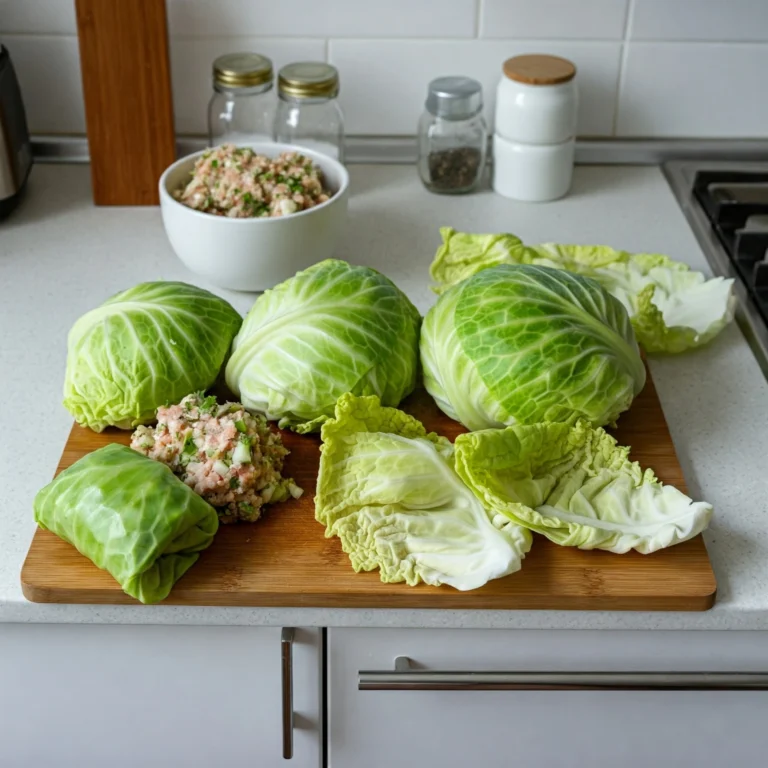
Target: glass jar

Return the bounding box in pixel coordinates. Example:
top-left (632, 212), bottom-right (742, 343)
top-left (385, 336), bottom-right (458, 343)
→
top-left (273, 62), bottom-right (345, 162)
top-left (417, 76), bottom-right (487, 194)
top-left (208, 52), bottom-right (274, 147)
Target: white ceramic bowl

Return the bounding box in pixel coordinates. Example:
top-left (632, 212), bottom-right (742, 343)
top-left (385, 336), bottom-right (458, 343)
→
top-left (159, 142), bottom-right (349, 291)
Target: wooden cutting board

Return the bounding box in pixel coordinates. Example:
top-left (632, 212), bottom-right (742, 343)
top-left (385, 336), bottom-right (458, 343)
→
top-left (21, 367), bottom-right (716, 611)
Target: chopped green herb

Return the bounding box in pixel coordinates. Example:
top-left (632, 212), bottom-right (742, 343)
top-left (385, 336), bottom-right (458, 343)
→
top-left (199, 395), bottom-right (217, 414)
top-left (210, 159), bottom-right (218, 168)
top-left (239, 502), bottom-right (254, 514)
top-left (205, 196), bottom-right (214, 208)
top-left (229, 476), bottom-right (240, 489)
top-left (182, 434), bottom-right (197, 456)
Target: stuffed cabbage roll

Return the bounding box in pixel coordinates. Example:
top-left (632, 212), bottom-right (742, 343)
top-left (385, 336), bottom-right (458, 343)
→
top-left (33, 444), bottom-right (219, 604)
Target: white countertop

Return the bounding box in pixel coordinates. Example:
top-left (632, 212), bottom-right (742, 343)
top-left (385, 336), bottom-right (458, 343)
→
top-left (2, 163), bottom-right (767, 629)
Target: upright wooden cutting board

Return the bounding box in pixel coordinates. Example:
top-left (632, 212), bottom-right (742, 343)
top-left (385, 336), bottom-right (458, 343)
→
top-left (21, 367), bottom-right (716, 610)
top-left (75, 0), bottom-right (176, 205)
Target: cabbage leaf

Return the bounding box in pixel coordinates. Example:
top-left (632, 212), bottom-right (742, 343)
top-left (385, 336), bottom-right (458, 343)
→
top-left (454, 421), bottom-right (713, 554)
top-left (315, 393), bottom-right (532, 590)
top-left (430, 227), bottom-right (735, 353)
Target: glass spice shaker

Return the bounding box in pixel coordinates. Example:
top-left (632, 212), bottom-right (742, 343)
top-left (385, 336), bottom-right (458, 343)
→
top-left (273, 62), bottom-right (345, 162)
top-left (418, 76), bottom-right (488, 194)
top-left (208, 52), bottom-right (275, 147)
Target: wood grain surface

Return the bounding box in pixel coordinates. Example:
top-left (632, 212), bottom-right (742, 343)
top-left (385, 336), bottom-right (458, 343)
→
top-left (503, 54), bottom-right (577, 85)
top-left (75, 0), bottom-right (176, 205)
top-left (21, 368), bottom-right (716, 610)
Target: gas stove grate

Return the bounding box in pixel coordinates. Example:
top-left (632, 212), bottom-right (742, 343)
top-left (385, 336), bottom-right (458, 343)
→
top-left (693, 170), bottom-right (768, 324)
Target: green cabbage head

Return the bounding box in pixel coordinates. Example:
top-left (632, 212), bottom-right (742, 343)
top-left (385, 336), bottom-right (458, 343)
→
top-left (421, 264), bottom-right (646, 430)
top-left (63, 281), bottom-right (242, 432)
top-left (225, 259), bottom-right (421, 433)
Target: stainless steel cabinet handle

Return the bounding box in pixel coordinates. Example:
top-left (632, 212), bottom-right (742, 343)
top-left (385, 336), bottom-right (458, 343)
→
top-left (281, 628), bottom-right (295, 759)
top-left (359, 656), bottom-right (768, 691)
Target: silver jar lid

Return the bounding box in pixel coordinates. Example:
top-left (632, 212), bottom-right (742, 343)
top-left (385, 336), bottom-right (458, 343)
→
top-left (425, 76), bottom-right (483, 120)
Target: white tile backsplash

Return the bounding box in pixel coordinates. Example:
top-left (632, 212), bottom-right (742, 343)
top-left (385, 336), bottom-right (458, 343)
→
top-left (617, 43), bottom-right (768, 138)
top-left (171, 37), bottom-right (325, 135)
top-left (628, 0), bottom-right (768, 42)
top-left (3, 0), bottom-right (768, 139)
top-left (330, 39), bottom-right (621, 136)
top-left (480, 0), bottom-right (628, 40)
top-left (4, 35), bottom-right (84, 134)
top-left (167, 0), bottom-right (478, 39)
top-left (0, 0), bottom-right (76, 35)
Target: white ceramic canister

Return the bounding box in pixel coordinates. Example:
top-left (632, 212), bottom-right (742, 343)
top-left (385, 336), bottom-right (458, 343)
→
top-left (495, 54), bottom-right (578, 145)
top-left (493, 54), bottom-right (577, 201)
top-left (492, 132), bottom-right (574, 202)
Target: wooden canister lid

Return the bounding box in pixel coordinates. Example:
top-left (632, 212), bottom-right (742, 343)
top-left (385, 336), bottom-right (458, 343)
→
top-left (502, 54), bottom-right (576, 85)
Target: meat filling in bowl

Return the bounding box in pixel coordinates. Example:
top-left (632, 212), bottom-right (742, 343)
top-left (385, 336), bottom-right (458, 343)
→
top-left (131, 392), bottom-right (302, 524)
top-left (174, 144), bottom-right (333, 218)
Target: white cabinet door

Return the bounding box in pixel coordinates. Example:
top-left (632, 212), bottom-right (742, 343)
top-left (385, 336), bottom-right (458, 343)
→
top-left (0, 624), bottom-right (322, 768)
top-left (329, 628), bottom-right (768, 768)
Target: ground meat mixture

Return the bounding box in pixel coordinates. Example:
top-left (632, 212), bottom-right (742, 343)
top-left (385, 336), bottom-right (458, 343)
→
top-left (131, 392), bottom-right (302, 524)
top-left (174, 144), bottom-right (333, 218)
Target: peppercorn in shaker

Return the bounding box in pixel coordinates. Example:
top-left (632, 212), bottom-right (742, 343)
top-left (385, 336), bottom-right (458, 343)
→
top-left (418, 77), bottom-right (487, 194)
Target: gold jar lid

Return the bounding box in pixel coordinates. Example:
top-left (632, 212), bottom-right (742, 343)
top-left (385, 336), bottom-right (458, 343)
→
top-left (278, 62), bottom-right (339, 99)
top-left (213, 52), bottom-right (273, 88)
top-left (502, 54), bottom-right (576, 85)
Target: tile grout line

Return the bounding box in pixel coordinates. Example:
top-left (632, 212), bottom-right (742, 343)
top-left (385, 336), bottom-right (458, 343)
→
top-left (8, 31), bottom-right (768, 45)
top-left (612, 45), bottom-right (629, 136)
top-left (611, 0), bottom-right (635, 137)
top-left (475, 0), bottom-right (483, 38)
top-left (622, 0), bottom-right (633, 41)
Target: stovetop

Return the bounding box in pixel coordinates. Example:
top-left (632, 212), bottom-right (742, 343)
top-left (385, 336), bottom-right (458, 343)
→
top-left (663, 160), bottom-right (768, 377)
